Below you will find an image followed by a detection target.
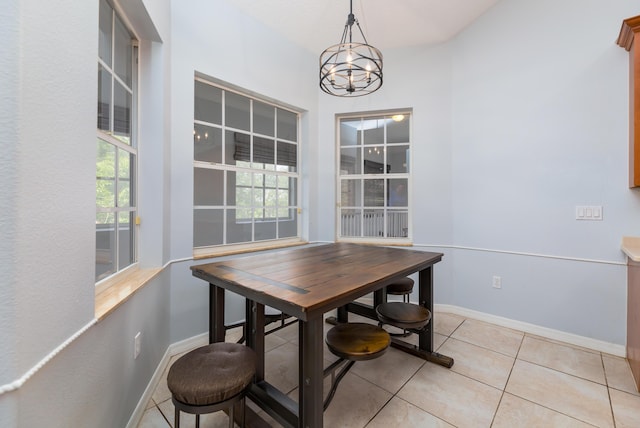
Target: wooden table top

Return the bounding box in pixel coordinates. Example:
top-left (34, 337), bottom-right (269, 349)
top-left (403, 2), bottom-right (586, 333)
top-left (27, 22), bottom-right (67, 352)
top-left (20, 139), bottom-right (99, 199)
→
top-left (190, 243), bottom-right (443, 321)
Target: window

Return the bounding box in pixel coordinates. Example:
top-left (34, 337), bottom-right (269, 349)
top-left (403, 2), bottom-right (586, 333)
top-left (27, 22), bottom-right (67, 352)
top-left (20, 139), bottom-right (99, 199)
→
top-left (337, 112), bottom-right (411, 243)
top-left (96, 0), bottom-right (137, 282)
top-left (193, 78), bottom-right (300, 253)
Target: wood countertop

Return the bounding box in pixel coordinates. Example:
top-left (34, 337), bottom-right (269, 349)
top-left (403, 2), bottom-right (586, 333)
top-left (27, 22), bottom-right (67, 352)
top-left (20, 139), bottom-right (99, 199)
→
top-left (622, 236), bottom-right (640, 262)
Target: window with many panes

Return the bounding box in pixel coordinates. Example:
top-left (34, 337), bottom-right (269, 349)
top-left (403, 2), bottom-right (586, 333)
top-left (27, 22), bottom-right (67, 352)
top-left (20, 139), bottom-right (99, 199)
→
top-left (337, 112), bottom-right (411, 243)
top-left (96, 0), bottom-right (137, 282)
top-left (193, 78), bottom-right (300, 253)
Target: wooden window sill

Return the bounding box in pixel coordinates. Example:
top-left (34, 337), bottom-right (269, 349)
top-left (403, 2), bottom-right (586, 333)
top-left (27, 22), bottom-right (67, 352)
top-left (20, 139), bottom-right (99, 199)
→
top-left (95, 266), bottom-right (163, 320)
top-left (193, 239), bottom-right (308, 260)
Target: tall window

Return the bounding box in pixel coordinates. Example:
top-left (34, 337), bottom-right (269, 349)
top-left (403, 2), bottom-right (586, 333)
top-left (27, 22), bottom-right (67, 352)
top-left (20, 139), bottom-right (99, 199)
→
top-left (337, 112), bottom-right (411, 243)
top-left (193, 78), bottom-right (300, 253)
top-left (96, 0), bottom-right (137, 282)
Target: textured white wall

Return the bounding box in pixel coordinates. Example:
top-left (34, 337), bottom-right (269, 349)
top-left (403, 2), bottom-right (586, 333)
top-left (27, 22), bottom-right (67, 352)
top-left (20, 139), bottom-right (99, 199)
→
top-left (9, 0), bottom-right (98, 376)
top-left (0, 1), bottom-right (20, 423)
top-left (0, 0), bottom-right (173, 427)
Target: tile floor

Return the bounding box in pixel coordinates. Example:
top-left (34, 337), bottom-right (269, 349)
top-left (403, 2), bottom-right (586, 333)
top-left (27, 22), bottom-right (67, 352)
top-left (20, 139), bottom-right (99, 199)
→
top-left (137, 311), bottom-right (640, 428)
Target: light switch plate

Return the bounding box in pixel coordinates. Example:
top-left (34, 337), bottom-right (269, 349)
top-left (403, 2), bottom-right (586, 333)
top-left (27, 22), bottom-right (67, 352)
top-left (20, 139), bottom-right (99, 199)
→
top-left (576, 206), bottom-right (603, 221)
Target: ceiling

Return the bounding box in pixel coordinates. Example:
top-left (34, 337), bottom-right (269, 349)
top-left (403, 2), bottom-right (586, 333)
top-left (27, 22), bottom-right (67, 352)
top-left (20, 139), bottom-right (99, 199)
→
top-left (227, 0), bottom-right (501, 54)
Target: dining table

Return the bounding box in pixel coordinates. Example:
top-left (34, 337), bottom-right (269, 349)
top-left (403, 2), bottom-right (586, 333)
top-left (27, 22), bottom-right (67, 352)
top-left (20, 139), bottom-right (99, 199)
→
top-left (190, 242), bottom-right (453, 428)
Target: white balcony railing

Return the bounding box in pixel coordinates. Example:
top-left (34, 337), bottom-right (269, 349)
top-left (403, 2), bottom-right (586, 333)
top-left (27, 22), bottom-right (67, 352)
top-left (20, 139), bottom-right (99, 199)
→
top-left (341, 211), bottom-right (408, 238)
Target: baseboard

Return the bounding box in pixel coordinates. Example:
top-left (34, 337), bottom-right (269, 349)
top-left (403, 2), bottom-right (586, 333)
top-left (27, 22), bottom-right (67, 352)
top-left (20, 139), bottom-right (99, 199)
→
top-left (435, 304), bottom-right (626, 357)
top-left (125, 333), bottom-right (209, 428)
top-left (168, 332), bottom-right (209, 356)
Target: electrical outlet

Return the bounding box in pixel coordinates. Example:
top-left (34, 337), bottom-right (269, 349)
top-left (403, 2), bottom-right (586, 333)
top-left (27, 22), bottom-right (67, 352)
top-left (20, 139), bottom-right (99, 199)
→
top-left (492, 276), bottom-right (502, 289)
top-left (134, 332), bottom-right (141, 359)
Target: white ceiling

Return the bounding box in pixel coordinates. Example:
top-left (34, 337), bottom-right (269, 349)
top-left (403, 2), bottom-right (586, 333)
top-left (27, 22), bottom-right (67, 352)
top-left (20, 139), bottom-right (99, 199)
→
top-left (227, 0), bottom-right (501, 54)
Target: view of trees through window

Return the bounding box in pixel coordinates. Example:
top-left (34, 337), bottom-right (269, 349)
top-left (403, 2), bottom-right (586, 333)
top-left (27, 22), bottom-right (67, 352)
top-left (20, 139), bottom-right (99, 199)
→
top-left (235, 161), bottom-right (291, 221)
top-left (96, 0), bottom-right (137, 282)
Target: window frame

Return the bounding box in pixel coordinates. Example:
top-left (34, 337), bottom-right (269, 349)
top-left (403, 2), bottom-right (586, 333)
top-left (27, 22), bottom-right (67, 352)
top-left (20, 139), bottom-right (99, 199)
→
top-left (96, 0), bottom-right (139, 284)
top-left (335, 110), bottom-right (412, 245)
top-left (193, 77), bottom-right (303, 258)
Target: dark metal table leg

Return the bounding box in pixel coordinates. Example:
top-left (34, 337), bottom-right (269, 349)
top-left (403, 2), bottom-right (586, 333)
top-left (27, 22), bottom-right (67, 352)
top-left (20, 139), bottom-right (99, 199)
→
top-left (326, 304), bottom-right (350, 326)
top-left (299, 316), bottom-right (324, 428)
top-left (416, 267), bottom-right (454, 367)
top-left (246, 299), bottom-right (266, 381)
top-left (209, 284), bottom-right (226, 343)
top-left (418, 268), bottom-right (434, 352)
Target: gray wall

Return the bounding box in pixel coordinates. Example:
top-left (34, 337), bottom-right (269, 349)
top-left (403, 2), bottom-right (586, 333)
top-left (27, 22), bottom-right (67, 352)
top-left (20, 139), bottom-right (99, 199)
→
top-left (448, 0), bottom-right (638, 344)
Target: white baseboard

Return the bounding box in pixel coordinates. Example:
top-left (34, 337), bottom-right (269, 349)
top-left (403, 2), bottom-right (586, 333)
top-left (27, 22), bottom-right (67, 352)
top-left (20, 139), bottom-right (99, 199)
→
top-left (436, 304), bottom-right (626, 357)
top-left (168, 332), bottom-right (209, 356)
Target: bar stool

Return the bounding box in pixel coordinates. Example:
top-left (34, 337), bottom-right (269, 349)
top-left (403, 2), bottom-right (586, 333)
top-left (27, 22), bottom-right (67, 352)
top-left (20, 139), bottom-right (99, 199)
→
top-left (323, 323), bottom-right (391, 410)
top-left (376, 301), bottom-right (432, 335)
top-left (167, 342), bottom-right (256, 428)
top-left (386, 277), bottom-right (414, 303)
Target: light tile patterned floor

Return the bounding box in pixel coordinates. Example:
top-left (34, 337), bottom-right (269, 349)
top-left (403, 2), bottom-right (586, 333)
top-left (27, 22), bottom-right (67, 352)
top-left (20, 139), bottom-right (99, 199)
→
top-left (137, 311), bottom-right (640, 428)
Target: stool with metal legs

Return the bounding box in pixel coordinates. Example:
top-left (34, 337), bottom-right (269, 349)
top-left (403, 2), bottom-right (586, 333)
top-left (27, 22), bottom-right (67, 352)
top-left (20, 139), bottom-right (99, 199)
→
top-left (386, 277), bottom-right (414, 303)
top-left (167, 342), bottom-right (256, 428)
top-left (375, 301), bottom-right (432, 339)
top-left (323, 322), bottom-right (391, 410)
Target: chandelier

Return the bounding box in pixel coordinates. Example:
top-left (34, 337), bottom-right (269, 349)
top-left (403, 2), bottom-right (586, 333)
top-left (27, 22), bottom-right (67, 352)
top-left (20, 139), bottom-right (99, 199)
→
top-left (319, 0), bottom-right (383, 97)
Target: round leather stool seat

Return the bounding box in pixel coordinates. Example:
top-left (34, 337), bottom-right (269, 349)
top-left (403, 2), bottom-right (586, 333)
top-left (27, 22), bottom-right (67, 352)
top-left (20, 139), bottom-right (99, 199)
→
top-left (168, 342), bottom-right (256, 406)
top-left (326, 323), bottom-right (391, 361)
top-left (376, 302), bottom-right (432, 331)
top-left (386, 277), bottom-right (414, 295)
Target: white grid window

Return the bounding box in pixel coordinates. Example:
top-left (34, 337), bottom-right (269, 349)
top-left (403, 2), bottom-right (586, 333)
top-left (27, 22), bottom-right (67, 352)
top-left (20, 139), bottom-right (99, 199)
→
top-left (193, 78), bottom-right (301, 252)
top-left (337, 112), bottom-right (412, 244)
top-left (96, 0), bottom-right (138, 282)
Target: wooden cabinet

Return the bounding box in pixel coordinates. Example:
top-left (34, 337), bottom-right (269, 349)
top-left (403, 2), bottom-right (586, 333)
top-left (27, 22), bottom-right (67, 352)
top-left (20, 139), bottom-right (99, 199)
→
top-left (628, 258), bottom-right (640, 391)
top-left (617, 15), bottom-right (640, 188)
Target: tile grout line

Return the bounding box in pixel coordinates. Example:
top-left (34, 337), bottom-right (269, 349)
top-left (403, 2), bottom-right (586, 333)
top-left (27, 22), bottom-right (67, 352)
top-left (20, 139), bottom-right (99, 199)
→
top-left (603, 352), bottom-right (619, 428)
top-left (505, 335), bottom-right (613, 427)
top-left (489, 330), bottom-right (525, 427)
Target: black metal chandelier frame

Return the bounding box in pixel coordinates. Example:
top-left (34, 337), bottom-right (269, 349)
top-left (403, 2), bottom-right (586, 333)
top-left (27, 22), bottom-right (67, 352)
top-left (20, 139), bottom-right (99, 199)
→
top-left (319, 0), bottom-right (383, 97)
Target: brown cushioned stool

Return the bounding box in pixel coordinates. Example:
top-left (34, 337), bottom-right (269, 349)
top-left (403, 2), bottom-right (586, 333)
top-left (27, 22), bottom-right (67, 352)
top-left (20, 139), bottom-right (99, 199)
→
top-left (386, 277), bottom-right (414, 303)
top-left (323, 323), bottom-right (390, 410)
top-left (167, 342), bottom-right (256, 428)
top-left (376, 301), bottom-right (432, 334)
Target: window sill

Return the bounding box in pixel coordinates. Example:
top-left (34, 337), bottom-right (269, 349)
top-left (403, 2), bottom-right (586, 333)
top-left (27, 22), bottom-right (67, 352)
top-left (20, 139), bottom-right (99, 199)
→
top-left (95, 266), bottom-right (163, 320)
top-left (193, 238), bottom-right (308, 260)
